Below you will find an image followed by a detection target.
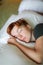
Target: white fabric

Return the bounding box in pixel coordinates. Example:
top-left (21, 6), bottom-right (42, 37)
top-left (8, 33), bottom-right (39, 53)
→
top-left (18, 11), bottom-right (43, 28)
top-left (0, 15), bottom-right (17, 46)
top-left (0, 11), bottom-right (43, 48)
top-left (18, 0), bottom-right (43, 14)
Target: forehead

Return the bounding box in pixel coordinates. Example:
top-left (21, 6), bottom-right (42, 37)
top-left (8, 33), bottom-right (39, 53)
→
top-left (13, 24), bottom-right (25, 28)
top-left (12, 25), bottom-right (26, 32)
top-left (13, 24), bottom-right (31, 30)
top-left (12, 25), bottom-right (19, 30)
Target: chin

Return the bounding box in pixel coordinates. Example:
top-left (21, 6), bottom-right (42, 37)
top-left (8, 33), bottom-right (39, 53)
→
top-left (25, 41), bottom-right (29, 43)
top-left (25, 39), bottom-right (29, 43)
top-left (24, 39), bottom-right (29, 43)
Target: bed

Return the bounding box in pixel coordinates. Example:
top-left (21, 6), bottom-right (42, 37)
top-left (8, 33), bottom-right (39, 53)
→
top-left (0, 0), bottom-right (43, 65)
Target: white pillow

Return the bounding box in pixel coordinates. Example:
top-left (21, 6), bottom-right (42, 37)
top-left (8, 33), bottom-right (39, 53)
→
top-left (0, 15), bottom-right (17, 46)
top-left (18, 0), bottom-right (43, 14)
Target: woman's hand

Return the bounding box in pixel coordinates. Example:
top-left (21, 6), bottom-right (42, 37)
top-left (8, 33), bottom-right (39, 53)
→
top-left (8, 36), bottom-right (18, 46)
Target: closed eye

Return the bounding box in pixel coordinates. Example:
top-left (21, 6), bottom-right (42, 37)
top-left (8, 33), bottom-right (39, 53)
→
top-left (18, 28), bottom-right (22, 33)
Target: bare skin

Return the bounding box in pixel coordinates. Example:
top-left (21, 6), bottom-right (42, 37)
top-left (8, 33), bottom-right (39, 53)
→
top-left (8, 36), bottom-right (43, 64)
top-left (7, 24), bottom-right (43, 63)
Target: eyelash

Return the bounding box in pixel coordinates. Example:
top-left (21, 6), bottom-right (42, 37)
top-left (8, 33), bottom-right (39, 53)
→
top-left (18, 29), bottom-right (22, 33)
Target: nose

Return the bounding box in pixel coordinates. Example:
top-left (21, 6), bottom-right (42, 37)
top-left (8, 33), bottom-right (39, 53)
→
top-left (18, 34), bottom-right (24, 40)
top-left (19, 34), bottom-right (23, 38)
top-left (20, 35), bottom-right (25, 41)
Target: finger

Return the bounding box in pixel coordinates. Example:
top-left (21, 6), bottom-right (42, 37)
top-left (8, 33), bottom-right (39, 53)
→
top-left (9, 35), bottom-right (14, 38)
top-left (10, 36), bottom-right (16, 40)
top-left (8, 38), bottom-right (14, 44)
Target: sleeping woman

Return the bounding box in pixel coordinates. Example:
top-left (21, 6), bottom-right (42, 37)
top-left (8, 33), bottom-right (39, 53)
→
top-left (7, 19), bottom-right (43, 64)
top-left (7, 19), bottom-right (35, 43)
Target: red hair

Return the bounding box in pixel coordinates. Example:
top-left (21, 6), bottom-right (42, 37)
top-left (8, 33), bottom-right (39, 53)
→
top-left (7, 19), bottom-right (28, 35)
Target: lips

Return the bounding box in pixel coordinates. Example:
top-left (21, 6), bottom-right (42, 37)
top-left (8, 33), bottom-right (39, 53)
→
top-left (22, 37), bottom-right (28, 42)
top-left (23, 37), bottom-right (26, 40)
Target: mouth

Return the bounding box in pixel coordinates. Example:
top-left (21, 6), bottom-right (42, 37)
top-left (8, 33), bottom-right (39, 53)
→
top-left (16, 37), bottom-right (28, 43)
top-left (22, 37), bottom-right (29, 43)
top-left (23, 37), bottom-right (26, 41)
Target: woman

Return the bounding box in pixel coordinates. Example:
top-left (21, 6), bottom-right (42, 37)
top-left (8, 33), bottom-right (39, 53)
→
top-left (7, 19), bottom-right (43, 64)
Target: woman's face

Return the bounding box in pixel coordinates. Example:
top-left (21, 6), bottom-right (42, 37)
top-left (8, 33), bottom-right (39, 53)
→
top-left (11, 25), bottom-right (31, 42)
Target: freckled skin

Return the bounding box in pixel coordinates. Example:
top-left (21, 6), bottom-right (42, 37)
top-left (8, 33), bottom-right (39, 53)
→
top-left (8, 24), bottom-right (43, 64)
top-left (11, 25), bottom-right (31, 42)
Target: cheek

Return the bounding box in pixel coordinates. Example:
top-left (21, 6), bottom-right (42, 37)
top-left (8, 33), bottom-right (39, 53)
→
top-left (19, 31), bottom-right (27, 40)
top-left (20, 31), bottom-right (26, 37)
top-left (24, 31), bottom-right (31, 42)
top-left (26, 32), bottom-right (31, 42)
top-left (25, 38), bottom-right (29, 42)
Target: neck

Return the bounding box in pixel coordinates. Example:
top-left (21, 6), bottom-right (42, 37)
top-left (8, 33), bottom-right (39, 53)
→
top-left (31, 30), bottom-right (35, 42)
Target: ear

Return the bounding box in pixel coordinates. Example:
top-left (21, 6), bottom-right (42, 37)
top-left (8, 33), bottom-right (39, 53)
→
top-left (26, 25), bottom-right (32, 29)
